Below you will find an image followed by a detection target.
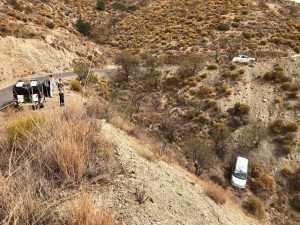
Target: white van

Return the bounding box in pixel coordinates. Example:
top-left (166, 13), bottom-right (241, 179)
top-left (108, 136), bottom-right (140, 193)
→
top-left (13, 80), bottom-right (45, 108)
top-left (231, 156), bottom-right (248, 188)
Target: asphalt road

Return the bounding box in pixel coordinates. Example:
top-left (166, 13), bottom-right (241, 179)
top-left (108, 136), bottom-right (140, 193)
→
top-left (0, 69), bottom-right (115, 108)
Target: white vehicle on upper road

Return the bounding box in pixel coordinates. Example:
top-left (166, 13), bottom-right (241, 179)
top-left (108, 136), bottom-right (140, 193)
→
top-left (231, 156), bottom-right (248, 188)
top-left (232, 55), bottom-right (256, 63)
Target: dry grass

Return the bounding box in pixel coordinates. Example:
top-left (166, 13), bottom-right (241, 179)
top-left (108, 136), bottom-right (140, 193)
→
top-left (71, 194), bottom-right (114, 225)
top-left (282, 166), bottom-right (294, 177)
top-left (69, 79), bottom-right (83, 93)
top-left (0, 106), bottom-right (119, 224)
top-left (245, 196), bottom-right (265, 219)
top-left (204, 182), bottom-right (227, 204)
top-left (110, 116), bottom-right (135, 135)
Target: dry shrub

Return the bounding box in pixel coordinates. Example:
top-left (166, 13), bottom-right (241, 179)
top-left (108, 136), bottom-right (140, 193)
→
top-left (204, 182), bottom-right (227, 204)
top-left (0, 166), bottom-right (56, 224)
top-left (254, 174), bottom-right (276, 192)
top-left (197, 86), bottom-right (214, 97)
top-left (110, 116), bottom-right (135, 135)
top-left (5, 114), bottom-right (46, 147)
top-left (245, 197), bottom-right (265, 219)
top-left (165, 75), bottom-right (179, 86)
top-left (249, 164), bottom-right (275, 194)
top-left (0, 107), bottom-right (119, 224)
top-left (71, 194), bottom-right (114, 225)
top-left (69, 79), bottom-right (83, 92)
top-left (85, 99), bottom-right (110, 120)
top-left (270, 119), bottom-right (285, 134)
top-left (207, 64), bottom-right (218, 70)
top-left (5, 105), bottom-right (16, 117)
top-left (263, 65), bottom-right (286, 83)
top-left (282, 166), bottom-right (294, 177)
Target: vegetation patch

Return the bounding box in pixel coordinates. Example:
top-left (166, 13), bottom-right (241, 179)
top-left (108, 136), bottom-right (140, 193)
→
top-left (75, 19), bottom-right (92, 36)
top-left (69, 79), bottom-right (83, 92)
top-left (245, 197), bottom-right (265, 219)
top-left (205, 182), bottom-right (227, 204)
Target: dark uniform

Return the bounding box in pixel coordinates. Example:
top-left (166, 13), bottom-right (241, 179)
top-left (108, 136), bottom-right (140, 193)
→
top-left (57, 80), bottom-right (64, 106)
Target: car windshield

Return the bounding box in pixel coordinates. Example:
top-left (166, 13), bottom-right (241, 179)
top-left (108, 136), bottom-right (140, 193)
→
top-left (233, 171), bottom-right (247, 180)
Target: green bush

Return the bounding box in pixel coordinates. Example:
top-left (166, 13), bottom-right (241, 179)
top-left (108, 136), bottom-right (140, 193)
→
top-left (243, 30), bottom-right (255, 39)
top-left (69, 79), bottom-right (82, 92)
top-left (281, 132), bottom-right (297, 154)
top-left (245, 197), bottom-right (265, 219)
top-left (214, 23), bottom-right (230, 31)
top-left (75, 19), bottom-right (92, 36)
top-left (210, 123), bottom-right (231, 145)
top-left (45, 21), bottom-right (55, 29)
top-left (230, 64), bottom-right (237, 70)
top-left (285, 122), bottom-right (299, 132)
top-left (207, 64), bottom-right (218, 70)
top-left (282, 145), bottom-right (293, 154)
top-left (186, 109), bottom-right (196, 120)
top-left (198, 86), bottom-right (214, 97)
top-left (233, 103), bottom-right (250, 116)
top-left (263, 65), bottom-right (285, 82)
top-left (96, 0), bottom-right (105, 11)
top-left (231, 22), bottom-right (240, 28)
top-left (281, 82), bottom-right (292, 90)
top-left (270, 119), bottom-right (285, 134)
top-left (112, 1), bottom-right (128, 12)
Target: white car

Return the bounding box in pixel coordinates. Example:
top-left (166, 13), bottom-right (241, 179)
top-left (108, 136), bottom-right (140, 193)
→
top-left (232, 55), bottom-right (256, 63)
top-left (231, 156), bottom-right (248, 188)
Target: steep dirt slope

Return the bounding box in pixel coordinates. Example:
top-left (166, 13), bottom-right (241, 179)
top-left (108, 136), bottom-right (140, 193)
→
top-left (96, 121), bottom-right (259, 225)
top-left (0, 0), bottom-right (109, 84)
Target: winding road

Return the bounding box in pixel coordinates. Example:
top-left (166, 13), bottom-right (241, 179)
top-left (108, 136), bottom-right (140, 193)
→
top-left (0, 69), bottom-right (115, 109)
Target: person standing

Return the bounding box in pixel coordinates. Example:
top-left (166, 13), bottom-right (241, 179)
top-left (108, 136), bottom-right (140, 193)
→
top-left (49, 75), bottom-right (56, 98)
top-left (57, 79), bottom-right (65, 106)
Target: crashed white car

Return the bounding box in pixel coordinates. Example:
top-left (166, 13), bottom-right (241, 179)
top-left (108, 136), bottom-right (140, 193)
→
top-left (232, 55), bottom-right (256, 63)
top-left (231, 156), bottom-right (248, 188)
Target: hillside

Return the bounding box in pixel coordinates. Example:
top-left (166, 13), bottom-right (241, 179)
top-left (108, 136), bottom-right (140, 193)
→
top-left (0, 0), bottom-right (300, 224)
top-left (0, 93), bottom-right (259, 225)
top-left (1, 0), bottom-right (299, 84)
top-left (109, 0), bottom-right (300, 59)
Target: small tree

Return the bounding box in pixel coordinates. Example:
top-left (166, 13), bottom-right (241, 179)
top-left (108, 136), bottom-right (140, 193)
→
top-left (210, 123), bottom-right (231, 157)
top-left (75, 19), bottom-right (92, 36)
top-left (115, 51), bottom-right (139, 81)
top-left (177, 53), bottom-right (204, 77)
top-left (187, 138), bottom-right (215, 174)
top-left (143, 54), bottom-right (159, 73)
top-left (72, 61), bottom-right (90, 84)
top-left (96, 0), bottom-right (105, 11)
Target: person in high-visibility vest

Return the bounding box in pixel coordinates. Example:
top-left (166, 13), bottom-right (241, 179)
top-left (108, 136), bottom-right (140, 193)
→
top-left (57, 79), bottom-right (65, 106)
